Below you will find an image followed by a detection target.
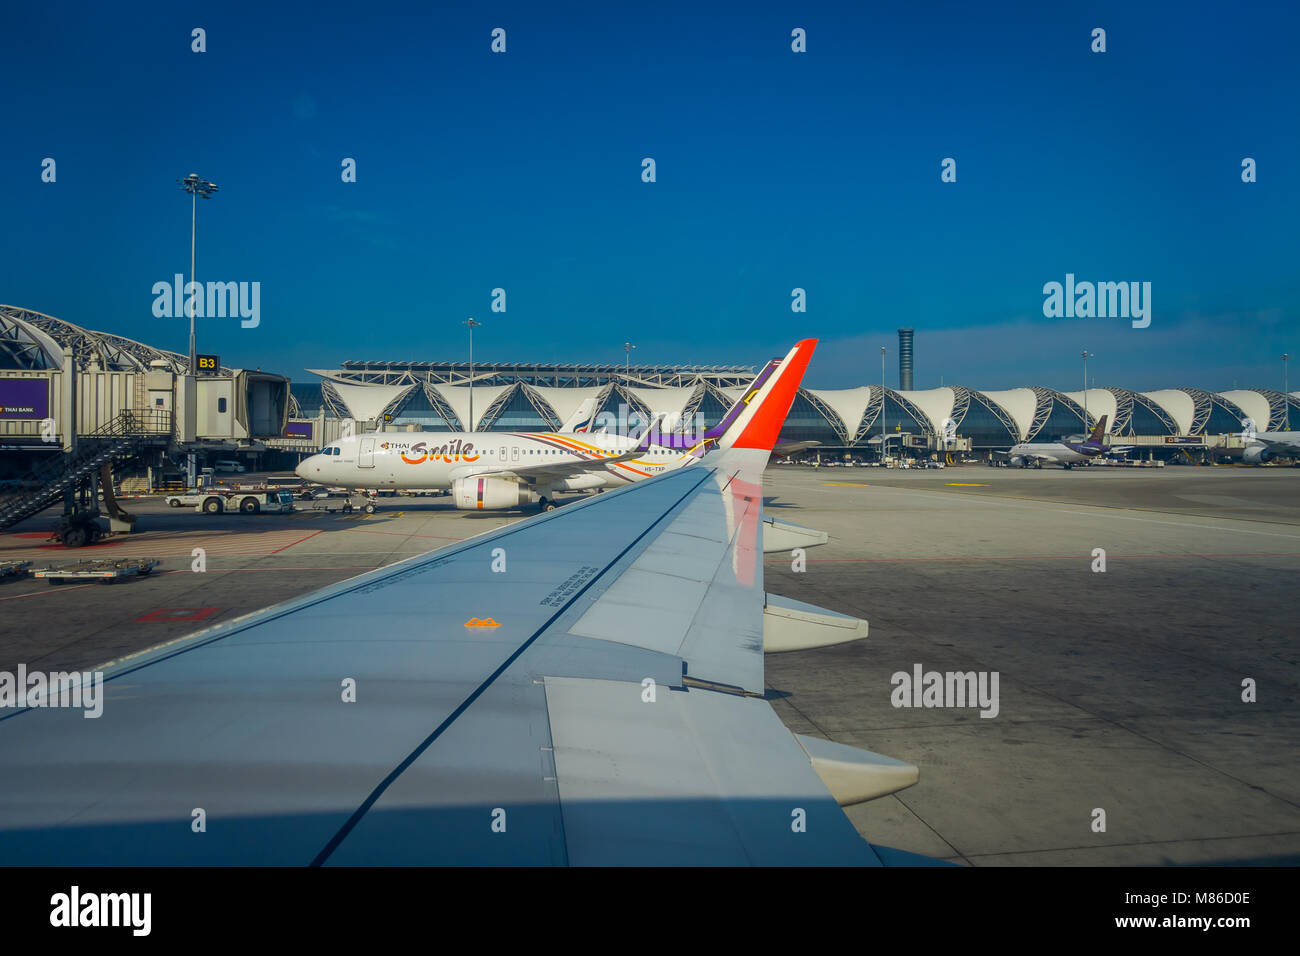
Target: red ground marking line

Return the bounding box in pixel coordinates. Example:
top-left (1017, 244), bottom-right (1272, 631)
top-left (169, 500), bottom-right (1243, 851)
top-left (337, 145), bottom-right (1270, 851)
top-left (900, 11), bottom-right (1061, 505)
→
top-left (762, 552), bottom-right (1300, 563)
top-left (136, 607), bottom-right (219, 623)
top-left (0, 583), bottom-right (100, 601)
top-left (269, 529), bottom-right (324, 554)
top-left (157, 567), bottom-right (375, 573)
top-left (340, 528), bottom-right (466, 541)
top-left (25, 540), bottom-right (128, 551)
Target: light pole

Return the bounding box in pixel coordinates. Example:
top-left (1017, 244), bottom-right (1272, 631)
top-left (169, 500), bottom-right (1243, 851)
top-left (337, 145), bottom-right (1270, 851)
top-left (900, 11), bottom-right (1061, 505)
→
top-left (1285, 353), bottom-right (1291, 430)
top-left (464, 318), bottom-right (481, 430)
top-left (177, 174), bottom-right (218, 374)
top-left (880, 346), bottom-right (887, 462)
top-left (1081, 349), bottom-right (1094, 431)
top-left (624, 342), bottom-right (637, 379)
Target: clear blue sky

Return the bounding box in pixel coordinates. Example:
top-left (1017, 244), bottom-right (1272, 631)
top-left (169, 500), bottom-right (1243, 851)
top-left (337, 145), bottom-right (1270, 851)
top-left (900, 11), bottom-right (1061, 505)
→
top-left (2, 0), bottom-right (1296, 390)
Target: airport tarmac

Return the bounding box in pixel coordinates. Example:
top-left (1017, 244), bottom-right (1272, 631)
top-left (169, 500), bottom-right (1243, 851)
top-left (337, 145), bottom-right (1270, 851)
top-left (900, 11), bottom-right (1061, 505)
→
top-left (1, 464), bottom-right (1297, 865)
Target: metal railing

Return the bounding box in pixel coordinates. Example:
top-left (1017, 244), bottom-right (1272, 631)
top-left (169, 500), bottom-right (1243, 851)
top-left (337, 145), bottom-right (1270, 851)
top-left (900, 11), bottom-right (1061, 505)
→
top-left (84, 407), bottom-right (174, 438)
top-left (0, 410), bottom-right (174, 531)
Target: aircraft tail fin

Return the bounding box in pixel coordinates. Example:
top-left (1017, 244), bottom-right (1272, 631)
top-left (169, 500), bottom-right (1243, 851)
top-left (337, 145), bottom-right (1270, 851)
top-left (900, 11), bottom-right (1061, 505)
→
top-left (559, 396), bottom-right (600, 433)
top-left (630, 340), bottom-right (817, 461)
top-left (1088, 414), bottom-right (1109, 444)
top-left (711, 339), bottom-right (818, 451)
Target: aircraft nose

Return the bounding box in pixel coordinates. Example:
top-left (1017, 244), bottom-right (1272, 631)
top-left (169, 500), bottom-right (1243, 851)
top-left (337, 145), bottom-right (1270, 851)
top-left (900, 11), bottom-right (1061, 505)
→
top-left (295, 458), bottom-right (313, 479)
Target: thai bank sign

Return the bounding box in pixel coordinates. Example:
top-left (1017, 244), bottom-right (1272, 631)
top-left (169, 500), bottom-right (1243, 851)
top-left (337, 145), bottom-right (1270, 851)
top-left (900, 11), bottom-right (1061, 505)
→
top-left (0, 379), bottom-right (50, 419)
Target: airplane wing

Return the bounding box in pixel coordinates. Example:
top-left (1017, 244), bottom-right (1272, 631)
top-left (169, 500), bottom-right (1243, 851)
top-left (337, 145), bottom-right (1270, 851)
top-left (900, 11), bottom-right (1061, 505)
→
top-left (0, 338), bottom-right (919, 866)
top-left (773, 439), bottom-right (820, 457)
top-left (1254, 434), bottom-right (1300, 454)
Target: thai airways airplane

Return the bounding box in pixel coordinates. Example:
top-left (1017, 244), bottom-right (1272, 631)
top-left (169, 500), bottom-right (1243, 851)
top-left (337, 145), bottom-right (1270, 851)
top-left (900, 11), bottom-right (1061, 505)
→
top-left (1003, 415), bottom-right (1116, 468)
top-left (296, 352), bottom-right (791, 513)
top-left (0, 336), bottom-right (928, 866)
top-left (1240, 419), bottom-right (1300, 464)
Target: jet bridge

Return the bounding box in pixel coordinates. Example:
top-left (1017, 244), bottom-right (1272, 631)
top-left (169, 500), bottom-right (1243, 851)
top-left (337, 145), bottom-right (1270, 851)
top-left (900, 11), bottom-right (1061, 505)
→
top-left (0, 307), bottom-right (291, 541)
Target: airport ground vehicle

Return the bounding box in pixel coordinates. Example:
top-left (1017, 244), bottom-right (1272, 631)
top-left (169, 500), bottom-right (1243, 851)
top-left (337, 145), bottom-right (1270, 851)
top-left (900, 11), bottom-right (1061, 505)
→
top-left (263, 475), bottom-right (326, 500)
top-left (165, 490), bottom-right (216, 508)
top-left (196, 489), bottom-right (294, 515)
top-left (212, 460), bottom-right (247, 473)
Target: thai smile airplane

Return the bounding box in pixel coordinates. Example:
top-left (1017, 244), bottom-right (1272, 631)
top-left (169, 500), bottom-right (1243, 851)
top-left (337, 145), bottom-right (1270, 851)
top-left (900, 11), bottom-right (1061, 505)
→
top-left (295, 342), bottom-right (804, 513)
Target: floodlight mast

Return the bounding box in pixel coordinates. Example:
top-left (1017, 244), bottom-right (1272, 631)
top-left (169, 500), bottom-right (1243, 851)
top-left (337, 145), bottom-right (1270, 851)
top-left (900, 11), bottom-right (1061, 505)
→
top-left (464, 318), bottom-right (482, 429)
top-left (880, 347), bottom-right (887, 461)
top-left (1082, 349), bottom-right (1094, 431)
top-left (177, 173), bottom-right (218, 375)
top-left (1284, 353), bottom-right (1291, 430)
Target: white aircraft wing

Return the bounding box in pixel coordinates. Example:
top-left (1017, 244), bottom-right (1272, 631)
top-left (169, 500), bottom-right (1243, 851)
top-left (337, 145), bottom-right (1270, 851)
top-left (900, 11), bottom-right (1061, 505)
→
top-left (1255, 433), bottom-right (1300, 454)
top-left (0, 338), bottom-right (917, 866)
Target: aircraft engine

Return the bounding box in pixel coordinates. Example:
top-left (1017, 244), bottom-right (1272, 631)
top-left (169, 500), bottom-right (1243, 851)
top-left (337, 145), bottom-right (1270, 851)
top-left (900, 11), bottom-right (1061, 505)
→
top-left (451, 476), bottom-right (538, 510)
top-left (1010, 455), bottom-right (1028, 468)
top-left (1243, 444), bottom-right (1273, 465)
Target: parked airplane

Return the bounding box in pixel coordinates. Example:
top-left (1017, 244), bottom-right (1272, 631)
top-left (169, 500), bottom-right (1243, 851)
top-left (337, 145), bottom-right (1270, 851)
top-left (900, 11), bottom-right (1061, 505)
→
top-left (0, 337), bottom-right (927, 866)
top-left (1002, 415), bottom-right (1116, 468)
top-left (1240, 419), bottom-right (1300, 464)
top-left (297, 354), bottom-right (790, 513)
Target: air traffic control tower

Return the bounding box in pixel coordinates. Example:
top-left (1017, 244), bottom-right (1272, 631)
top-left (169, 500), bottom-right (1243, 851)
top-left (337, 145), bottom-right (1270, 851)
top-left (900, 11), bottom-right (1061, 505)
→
top-left (898, 328), bottom-right (914, 391)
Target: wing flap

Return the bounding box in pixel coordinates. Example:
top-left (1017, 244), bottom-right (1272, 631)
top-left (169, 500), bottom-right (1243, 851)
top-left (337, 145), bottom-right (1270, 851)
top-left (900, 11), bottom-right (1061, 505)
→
top-left (565, 458), bottom-right (766, 692)
top-left (543, 676), bottom-right (881, 865)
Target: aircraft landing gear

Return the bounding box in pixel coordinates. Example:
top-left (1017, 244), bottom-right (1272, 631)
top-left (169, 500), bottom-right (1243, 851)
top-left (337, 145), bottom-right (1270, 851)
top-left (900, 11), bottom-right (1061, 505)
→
top-left (539, 496), bottom-right (557, 512)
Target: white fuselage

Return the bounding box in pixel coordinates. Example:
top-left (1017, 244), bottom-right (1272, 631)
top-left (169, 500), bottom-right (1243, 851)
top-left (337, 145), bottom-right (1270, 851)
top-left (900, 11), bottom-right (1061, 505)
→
top-left (1008, 441), bottom-right (1091, 466)
top-left (296, 431), bottom-right (692, 492)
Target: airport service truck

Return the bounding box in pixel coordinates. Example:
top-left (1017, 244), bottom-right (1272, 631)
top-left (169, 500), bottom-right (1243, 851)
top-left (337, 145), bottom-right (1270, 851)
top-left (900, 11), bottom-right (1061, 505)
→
top-left (194, 489), bottom-right (295, 515)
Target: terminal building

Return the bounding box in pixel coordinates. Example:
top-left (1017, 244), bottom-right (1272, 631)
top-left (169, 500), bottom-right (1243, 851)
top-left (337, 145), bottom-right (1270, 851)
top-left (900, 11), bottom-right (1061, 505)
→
top-left (296, 362), bottom-right (1298, 459)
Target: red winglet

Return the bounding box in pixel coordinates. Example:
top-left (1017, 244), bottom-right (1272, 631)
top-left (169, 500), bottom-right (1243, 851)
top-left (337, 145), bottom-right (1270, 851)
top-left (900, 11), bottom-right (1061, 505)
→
top-left (730, 339), bottom-right (818, 451)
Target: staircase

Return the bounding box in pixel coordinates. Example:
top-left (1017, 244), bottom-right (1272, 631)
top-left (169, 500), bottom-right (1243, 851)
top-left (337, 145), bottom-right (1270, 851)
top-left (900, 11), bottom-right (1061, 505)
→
top-left (0, 410), bottom-right (172, 532)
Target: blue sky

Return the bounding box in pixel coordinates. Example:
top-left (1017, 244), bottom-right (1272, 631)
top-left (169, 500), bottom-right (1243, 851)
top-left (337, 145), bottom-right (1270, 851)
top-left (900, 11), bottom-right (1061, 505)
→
top-left (1, 0), bottom-right (1296, 390)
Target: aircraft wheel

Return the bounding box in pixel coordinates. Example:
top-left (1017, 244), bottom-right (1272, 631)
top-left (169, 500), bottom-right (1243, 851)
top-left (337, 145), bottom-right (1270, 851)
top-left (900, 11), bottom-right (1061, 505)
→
top-left (540, 497), bottom-right (556, 512)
